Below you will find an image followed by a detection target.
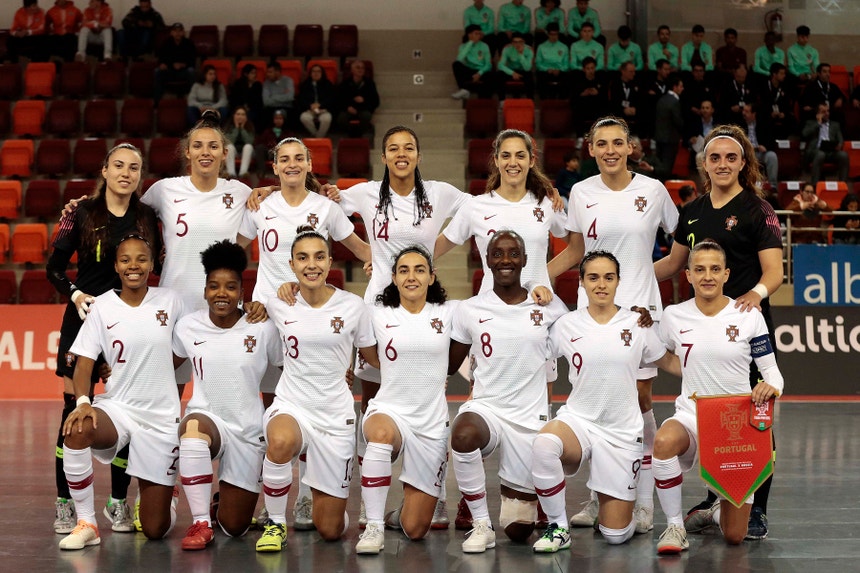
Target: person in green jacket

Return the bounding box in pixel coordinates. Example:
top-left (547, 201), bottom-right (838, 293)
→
top-left (753, 31), bottom-right (785, 80)
top-left (498, 0), bottom-right (533, 46)
top-left (570, 21), bottom-right (604, 71)
top-left (496, 32), bottom-right (535, 98)
top-left (534, 0), bottom-right (566, 46)
top-left (648, 25), bottom-right (679, 71)
top-left (787, 25), bottom-right (819, 81)
top-left (464, 0), bottom-right (498, 54)
top-left (452, 24), bottom-right (494, 99)
top-left (536, 22), bottom-right (569, 99)
top-left (567, 0), bottom-right (600, 42)
top-left (680, 24), bottom-right (713, 72)
top-left (606, 25), bottom-right (643, 71)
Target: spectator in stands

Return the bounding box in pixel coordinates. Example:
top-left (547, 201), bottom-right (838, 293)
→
top-left (451, 24), bottom-right (493, 100)
top-left (569, 21), bottom-right (603, 72)
top-left (495, 32), bottom-right (534, 99)
top-left (681, 62), bottom-right (713, 125)
top-left (803, 103), bottom-right (849, 185)
top-left (46, 0), bottom-right (82, 62)
top-left (229, 63), bottom-right (263, 126)
top-left (572, 56), bottom-right (606, 134)
top-left (677, 184), bottom-right (697, 208)
top-left (628, 135), bottom-right (664, 179)
top-left (535, 23), bottom-right (570, 99)
top-left (680, 24), bottom-right (713, 73)
top-left (715, 28), bottom-right (747, 75)
top-left (9, 0), bottom-right (47, 63)
top-left (685, 99), bottom-right (715, 159)
top-left (336, 59), bottom-right (380, 136)
top-left (118, 0), bottom-right (164, 60)
top-left (253, 109), bottom-right (285, 177)
top-left (187, 64), bottom-right (228, 127)
top-left (648, 25), bottom-right (678, 71)
top-left (851, 84), bottom-right (860, 108)
top-left (742, 103), bottom-right (779, 189)
top-left (534, 0), bottom-right (565, 47)
top-left (554, 151), bottom-right (580, 207)
top-left (464, 0), bottom-right (498, 53)
top-left (764, 63), bottom-right (795, 139)
top-left (497, 0), bottom-right (533, 46)
top-left (224, 105), bottom-right (255, 178)
top-left (787, 25), bottom-right (819, 82)
top-left (606, 25), bottom-right (643, 71)
top-left (785, 181), bottom-right (831, 243)
top-left (654, 73), bottom-right (684, 180)
top-left (641, 58), bottom-right (672, 138)
top-left (567, 0), bottom-right (601, 43)
top-left (832, 194), bottom-right (860, 244)
top-left (608, 61), bottom-right (640, 133)
top-left (76, 0), bottom-right (113, 61)
top-left (297, 63), bottom-right (335, 137)
top-left (800, 63), bottom-right (845, 124)
top-left (717, 63), bottom-right (754, 126)
top-left (153, 22), bottom-right (196, 103)
top-left (753, 31), bottom-right (785, 81)
top-left (262, 61), bottom-right (295, 128)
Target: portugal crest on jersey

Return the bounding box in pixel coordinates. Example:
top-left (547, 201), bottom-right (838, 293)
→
top-left (634, 196), bottom-right (647, 212)
top-left (530, 309), bottom-right (543, 326)
top-left (420, 201), bottom-right (434, 219)
top-left (331, 316), bottom-right (344, 333)
top-left (222, 193), bottom-right (234, 209)
top-left (307, 213), bottom-right (319, 228)
top-left (155, 309), bottom-right (169, 326)
top-left (726, 324), bottom-right (739, 342)
top-left (430, 318), bottom-right (444, 333)
top-left (533, 207), bottom-right (545, 222)
top-left (244, 335), bottom-right (257, 353)
top-left (725, 215), bottom-right (738, 231)
top-left (620, 328), bottom-right (632, 346)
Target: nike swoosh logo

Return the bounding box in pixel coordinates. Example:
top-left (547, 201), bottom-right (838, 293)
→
top-left (587, 203), bottom-right (598, 208)
top-left (173, 198), bottom-right (187, 203)
top-left (385, 324), bottom-right (399, 328)
top-left (284, 320), bottom-right (298, 325)
top-left (680, 329), bottom-right (693, 334)
top-left (687, 219), bottom-right (698, 224)
top-left (364, 477), bottom-right (389, 487)
top-left (570, 337), bottom-right (583, 342)
top-left (478, 318), bottom-right (492, 323)
top-left (627, 485), bottom-right (637, 490)
top-left (193, 341), bottom-right (206, 346)
top-left (483, 214), bottom-right (497, 220)
top-left (185, 475), bottom-right (212, 486)
top-left (106, 322), bottom-right (119, 329)
top-left (265, 216), bottom-right (278, 220)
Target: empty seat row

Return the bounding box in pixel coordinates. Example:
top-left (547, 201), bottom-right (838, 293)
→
top-left (189, 24), bottom-right (358, 61)
top-left (204, 57), bottom-right (372, 90)
top-left (0, 222), bottom-right (48, 265)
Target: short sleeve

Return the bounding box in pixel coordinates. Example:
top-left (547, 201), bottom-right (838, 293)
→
top-left (640, 324), bottom-right (667, 365)
top-left (565, 194), bottom-right (583, 233)
top-left (338, 182), bottom-right (367, 217)
top-left (172, 319), bottom-right (189, 358)
top-left (353, 303), bottom-right (376, 349)
top-left (450, 300), bottom-right (472, 345)
top-left (442, 202), bottom-right (474, 246)
top-left (326, 203), bottom-right (356, 242)
top-left (549, 206), bottom-right (568, 238)
top-left (436, 182), bottom-right (471, 219)
top-left (658, 312), bottom-right (676, 352)
top-left (751, 198), bottom-right (783, 252)
top-left (262, 320), bottom-right (284, 368)
top-left (69, 304), bottom-right (104, 360)
top-left (238, 208), bottom-right (259, 242)
top-left (657, 184), bottom-right (680, 234)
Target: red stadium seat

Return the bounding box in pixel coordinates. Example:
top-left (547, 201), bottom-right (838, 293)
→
top-left (326, 268), bottom-right (345, 290)
top-left (83, 99), bottom-right (118, 136)
top-left (465, 99), bottom-right (499, 137)
top-left (11, 223), bottom-right (48, 264)
top-left (542, 138), bottom-right (577, 174)
top-left (306, 59), bottom-right (338, 84)
top-left (777, 181), bottom-right (803, 208)
top-left (775, 139), bottom-right (803, 181)
top-left (815, 181), bottom-right (848, 210)
top-left (157, 98), bottom-right (188, 136)
top-left (539, 100), bottom-right (573, 138)
top-left (92, 61), bottom-right (125, 98)
top-left (293, 25), bottom-right (324, 60)
top-left (678, 269), bottom-right (691, 301)
top-left (148, 137), bottom-right (182, 176)
top-left (241, 268), bottom-right (257, 303)
top-left (141, 177), bottom-right (158, 195)
top-left (335, 178), bottom-right (367, 190)
top-left (554, 270), bottom-right (580, 306)
top-left (0, 223), bottom-right (9, 263)
top-left (128, 60), bottom-right (157, 98)
top-left (202, 58), bottom-right (233, 86)
top-left (829, 65), bottom-right (850, 98)
top-left (73, 138), bottom-right (108, 177)
top-left (469, 179), bottom-right (488, 196)
top-left (503, 99), bottom-right (535, 133)
top-left (659, 278), bottom-right (674, 306)
top-left (0, 63), bottom-right (22, 100)
top-left (234, 59), bottom-right (267, 81)
top-left (63, 179), bottom-right (96, 205)
top-left (45, 99), bottom-right (81, 137)
top-left (189, 25), bottom-right (220, 59)
top-left (664, 179), bottom-right (697, 205)
top-left (12, 99), bottom-right (45, 137)
top-left (24, 62), bottom-right (56, 98)
top-left (304, 138), bottom-right (333, 177)
top-left (336, 138), bottom-right (370, 177)
top-left (671, 143), bottom-right (690, 179)
top-left (18, 270), bottom-right (55, 304)
top-left (472, 269), bottom-right (484, 296)
top-left (1, 139), bottom-right (34, 178)
top-left (120, 98), bottom-right (155, 137)
top-left (276, 59), bottom-right (303, 89)
top-left (467, 138), bottom-right (494, 178)
top-left (24, 180), bottom-right (61, 219)
top-left (224, 25), bottom-right (254, 59)
top-left (0, 269), bottom-right (16, 303)
top-left (328, 25), bottom-right (358, 60)
top-left (0, 181), bottom-right (22, 219)
top-left (35, 139), bottom-right (72, 177)
top-left (845, 141), bottom-right (860, 180)
top-left (114, 137), bottom-right (145, 152)
top-left (259, 25), bottom-right (289, 59)
top-left (0, 100), bottom-right (9, 135)
top-left (58, 61), bottom-right (90, 98)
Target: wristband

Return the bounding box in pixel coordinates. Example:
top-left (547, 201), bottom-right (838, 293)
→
top-left (76, 395), bottom-right (91, 407)
top-left (71, 289), bottom-right (84, 303)
top-left (752, 283), bottom-right (769, 299)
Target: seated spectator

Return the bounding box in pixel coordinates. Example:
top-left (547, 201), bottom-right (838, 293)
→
top-left (535, 23), bottom-right (570, 99)
top-left (832, 194), bottom-right (860, 244)
top-left (680, 24), bottom-right (713, 72)
top-left (606, 25), bottom-right (643, 71)
top-left (262, 61), bottom-right (295, 127)
top-left (495, 32), bottom-right (534, 99)
top-left (229, 63), bottom-right (263, 126)
top-left (497, 0), bottom-right (533, 46)
top-left (628, 135), bottom-right (663, 178)
top-left (799, 63), bottom-right (845, 124)
top-left (741, 103), bottom-right (778, 189)
top-left (648, 25), bottom-right (678, 70)
top-left (76, 0), bottom-right (113, 61)
top-left (8, 0), bottom-right (48, 63)
top-left (802, 103), bottom-right (849, 185)
top-left (764, 63), bottom-right (796, 139)
top-left (685, 99), bottom-right (716, 157)
top-left (451, 24), bottom-right (493, 100)
top-left (534, 0), bottom-right (565, 47)
top-left (785, 181), bottom-right (832, 243)
top-left (607, 61), bottom-right (640, 133)
top-left (254, 109), bottom-right (287, 177)
top-left (715, 27), bottom-right (747, 75)
top-left (464, 0), bottom-right (498, 53)
top-left (224, 106), bottom-right (255, 178)
top-left (118, 0), bottom-right (164, 60)
top-left (154, 22), bottom-right (196, 102)
top-left (787, 25), bottom-right (819, 82)
top-left (187, 64), bottom-right (228, 126)
top-left (677, 184), bottom-right (697, 209)
top-left (753, 31), bottom-right (785, 81)
top-left (641, 58), bottom-right (673, 138)
top-left (46, 0), bottom-right (82, 62)
top-left (572, 56), bottom-right (606, 134)
top-left (680, 62), bottom-right (714, 124)
top-left (297, 63), bottom-right (336, 137)
top-left (554, 151), bottom-right (580, 208)
top-left (337, 59), bottom-right (380, 136)
top-left (569, 21), bottom-right (603, 73)
top-left (567, 0), bottom-right (601, 43)
top-left (717, 63), bottom-right (754, 125)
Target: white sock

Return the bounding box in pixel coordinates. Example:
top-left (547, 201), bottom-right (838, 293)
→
top-left (653, 456), bottom-right (684, 527)
top-left (452, 449), bottom-right (489, 521)
top-left (262, 457), bottom-right (292, 525)
top-left (297, 453), bottom-right (311, 501)
top-left (63, 445), bottom-right (96, 525)
top-left (637, 410), bottom-right (657, 509)
top-left (361, 442), bottom-right (393, 524)
top-left (590, 489), bottom-right (599, 503)
top-left (532, 434), bottom-right (568, 526)
top-left (599, 520), bottom-right (636, 545)
top-left (179, 437), bottom-right (213, 526)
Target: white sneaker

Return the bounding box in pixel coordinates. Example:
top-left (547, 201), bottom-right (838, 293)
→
top-left (293, 496), bottom-right (315, 530)
top-left (569, 499), bottom-right (599, 528)
top-left (431, 499), bottom-right (450, 529)
top-left (104, 498), bottom-right (135, 532)
top-left (59, 520), bottom-right (100, 550)
top-left (54, 498), bottom-right (77, 534)
top-left (451, 88), bottom-right (470, 100)
top-left (358, 500), bottom-right (367, 529)
top-left (462, 518), bottom-right (495, 553)
top-left (356, 522), bottom-right (385, 554)
top-left (657, 524), bottom-right (689, 555)
top-left (533, 522), bottom-right (572, 553)
top-left (634, 505), bottom-right (654, 533)
top-left (684, 500), bottom-right (719, 533)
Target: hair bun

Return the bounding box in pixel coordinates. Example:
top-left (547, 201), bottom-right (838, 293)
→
top-left (199, 109), bottom-right (221, 126)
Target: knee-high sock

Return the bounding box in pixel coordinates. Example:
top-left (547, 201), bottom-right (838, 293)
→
top-left (361, 442), bottom-right (393, 524)
top-left (56, 394), bottom-right (75, 499)
top-left (753, 475), bottom-right (772, 513)
top-left (262, 457), bottom-right (292, 525)
top-left (110, 443), bottom-right (132, 501)
top-left (296, 453), bottom-right (311, 501)
top-left (532, 434), bottom-right (568, 527)
top-left (637, 409), bottom-right (656, 508)
top-left (179, 437), bottom-right (213, 525)
top-left (64, 445), bottom-right (96, 524)
top-left (653, 456), bottom-right (684, 527)
top-left (452, 449), bottom-right (489, 521)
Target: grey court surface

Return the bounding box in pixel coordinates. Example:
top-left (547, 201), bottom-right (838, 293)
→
top-left (2, 399), bottom-right (858, 573)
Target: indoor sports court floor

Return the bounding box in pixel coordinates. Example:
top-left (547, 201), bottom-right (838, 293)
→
top-left (2, 399), bottom-right (858, 572)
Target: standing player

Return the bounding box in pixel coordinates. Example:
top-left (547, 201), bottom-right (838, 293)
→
top-left (447, 231), bottom-right (567, 553)
top-left (59, 235), bottom-right (184, 550)
top-left (653, 240), bottom-right (783, 554)
top-left (654, 124), bottom-right (783, 540)
top-left (173, 240), bottom-right (282, 551)
top-left (546, 116), bottom-right (679, 532)
top-left (532, 251), bottom-right (678, 553)
top-left (255, 227), bottom-right (376, 552)
top-left (355, 246), bottom-right (458, 554)
top-left (47, 143), bottom-right (161, 534)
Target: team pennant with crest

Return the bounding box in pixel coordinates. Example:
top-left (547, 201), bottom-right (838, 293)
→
top-left (693, 393), bottom-right (775, 508)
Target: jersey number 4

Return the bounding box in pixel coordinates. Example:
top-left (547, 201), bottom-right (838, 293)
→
top-left (587, 219), bottom-right (598, 240)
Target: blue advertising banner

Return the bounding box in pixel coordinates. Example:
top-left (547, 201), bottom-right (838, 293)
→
top-left (793, 245), bottom-right (860, 306)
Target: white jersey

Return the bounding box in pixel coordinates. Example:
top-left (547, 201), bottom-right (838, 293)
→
top-left (443, 192), bottom-right (567, 293)
top-left (363, 301), bottom-right (459, 439)
top-left (550, 307), bottom-right (667, 449)
top-left (267, 288), bottom-right (374, 436)
top-left (142, 177), bottom-right (252, 310)
top-left (567, 173), bottom-right (678, 318)
top-left (339, 180), bottom-right (470, 301)
top-left (239, 191), bottom-right (355, 301)
top-left (452, 291), bottom-right (567, 431)
top-left (660, 298), bottom-right (775, 416)
top-left (173, 309), bottom-right (282, 441)
top-left (70, 287), bottom-right (185, 423)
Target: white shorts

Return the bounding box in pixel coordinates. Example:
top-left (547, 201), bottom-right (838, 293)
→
top-left (458, 401), bottom-right (536, 494)
top-left (184, 411), bottom-right (265, 493)
top-left (355, 348), bottom-right (381, 384)
top-left (264, 401), bottom-right (355, 499)
top-left (93, 400), bottom-right (180, 487)
top-left (554, 409), bottom-right (642, 501)
top-left (259, 363), bottom-right (280, 395)
top-left (363, 404), bottom-right (448, 498)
